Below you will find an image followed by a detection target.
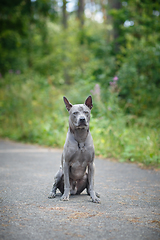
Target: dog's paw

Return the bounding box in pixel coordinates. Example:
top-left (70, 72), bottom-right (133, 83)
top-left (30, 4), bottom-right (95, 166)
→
top-left (48, 192), bottom-right (56, 198)
top-left (90, 191), bottom-right (101, 203)
top-left (60, 194), bottom-right (69, 201)
top-left (95, 192), bottom-right (100, 198)
top-left (92, 197), bottom-right (101, 204)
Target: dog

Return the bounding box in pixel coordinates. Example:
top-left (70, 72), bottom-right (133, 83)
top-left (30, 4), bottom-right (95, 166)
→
top-left (48, 96), bottom-right (100, 203)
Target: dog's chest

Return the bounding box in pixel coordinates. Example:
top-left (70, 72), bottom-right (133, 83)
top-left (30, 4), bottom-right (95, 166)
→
top-left (69, 150), bottom-right (90, 179)
top-left (69, 145), bottom-right (92, 165)
top-left (64, 131), bottom-right (94, 164)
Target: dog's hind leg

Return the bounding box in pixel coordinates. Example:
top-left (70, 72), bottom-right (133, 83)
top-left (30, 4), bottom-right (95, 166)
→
top-left (48, 166), bottom-right (63, 198)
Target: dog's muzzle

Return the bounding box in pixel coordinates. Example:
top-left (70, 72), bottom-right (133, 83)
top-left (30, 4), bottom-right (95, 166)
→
top-left (78, 117), bottom-right (87, 127)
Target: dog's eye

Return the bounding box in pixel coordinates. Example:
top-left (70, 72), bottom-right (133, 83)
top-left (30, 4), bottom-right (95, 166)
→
top-left (84, 111), bottom-right (89, 115)
top-left (73, 112), bottom-right (78, 115)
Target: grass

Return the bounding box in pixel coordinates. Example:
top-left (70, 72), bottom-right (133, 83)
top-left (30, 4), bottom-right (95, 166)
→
top-left (0, 72), bottom-right (160, 168)
top-left (91, 118), bottom-right (160, 167)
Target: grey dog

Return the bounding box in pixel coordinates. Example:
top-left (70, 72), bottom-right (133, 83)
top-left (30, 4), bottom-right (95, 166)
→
top-left (48, 96), bottom-right (100, 203)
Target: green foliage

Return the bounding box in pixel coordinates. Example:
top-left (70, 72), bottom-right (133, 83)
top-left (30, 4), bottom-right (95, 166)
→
top-left (0, 0), bottom-right (160, 167)
top-left (0, 71), bottom-right (67, 146)
top-left (117, 40), bottom-right (160, 116)
top-left (104, 0), bottom-right (160, 117)
top-left (0, 0), bottom-right (57, 74)
top-left (33, 19), bottom-right (114, 86)
top-left (0, 72), bottom-right (159, 167)
top-left (91, 117), bottom-right (160, 167)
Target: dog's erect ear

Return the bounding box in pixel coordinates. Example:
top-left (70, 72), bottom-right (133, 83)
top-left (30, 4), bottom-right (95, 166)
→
top-left (85, 95), bottom-right (93, 110)
top-left (63, 96), bottom-right (72, 111)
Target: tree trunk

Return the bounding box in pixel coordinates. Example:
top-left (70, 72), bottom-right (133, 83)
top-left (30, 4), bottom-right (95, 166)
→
top-left (62, 0), bottom-right (67, 28)
top-left (77, 0), bottom-right (84, 27)
top-left (108, 0), bottom-right (121, 53)
top-left (26, 0), bottom-right (33, 67)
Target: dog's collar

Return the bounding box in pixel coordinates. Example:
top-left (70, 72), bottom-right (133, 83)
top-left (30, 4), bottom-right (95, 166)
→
top-left (69, 127), bottom-right (89, 152)
top-left (78, 142), bottom-right (86, 152)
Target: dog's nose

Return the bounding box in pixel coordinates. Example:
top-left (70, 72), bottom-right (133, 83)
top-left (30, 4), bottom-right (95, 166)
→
top-left (79, 117), bottom-right (86, 123)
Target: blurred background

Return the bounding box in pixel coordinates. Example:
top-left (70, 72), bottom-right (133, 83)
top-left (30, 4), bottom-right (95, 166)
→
top-left (0, 0), bottom-right (160, 167)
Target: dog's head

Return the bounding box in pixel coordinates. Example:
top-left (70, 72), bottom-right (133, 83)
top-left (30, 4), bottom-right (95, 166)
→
top-left (63, 96), bottom-right (93, 131)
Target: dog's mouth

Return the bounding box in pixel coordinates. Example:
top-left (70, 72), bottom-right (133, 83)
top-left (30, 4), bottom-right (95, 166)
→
top-left (77, 121), bottom-right (88, 128)
top-left (77, 123), bottom-right (87, 128)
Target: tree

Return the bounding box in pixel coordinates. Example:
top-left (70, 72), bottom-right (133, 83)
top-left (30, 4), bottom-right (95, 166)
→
top-left (107, 0), bottom-right (122, 53)
top-left (77, 0), bottom-right (84, 26)
top-left (62, 0), bottom-right (68, 28)
top-left (0, 0), bottom-right (57, 74)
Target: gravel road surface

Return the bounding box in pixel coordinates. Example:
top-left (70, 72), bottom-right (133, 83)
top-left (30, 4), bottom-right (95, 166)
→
top-left (0, 139), bottom-right (160, 240)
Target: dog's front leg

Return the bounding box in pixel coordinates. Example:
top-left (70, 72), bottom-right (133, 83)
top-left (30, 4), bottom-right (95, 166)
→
top-left (60, 161), bottom-right (70, 201)
top-left (88, 162), bottom-right (100, 203)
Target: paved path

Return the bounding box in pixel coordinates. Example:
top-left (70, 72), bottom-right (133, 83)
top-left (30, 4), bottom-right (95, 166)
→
top-left (0, 139), bottom-right (160, 240)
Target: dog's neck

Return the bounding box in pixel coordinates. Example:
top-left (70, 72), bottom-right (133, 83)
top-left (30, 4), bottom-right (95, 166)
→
top-left (70, 127), bottom-right (89, 144)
